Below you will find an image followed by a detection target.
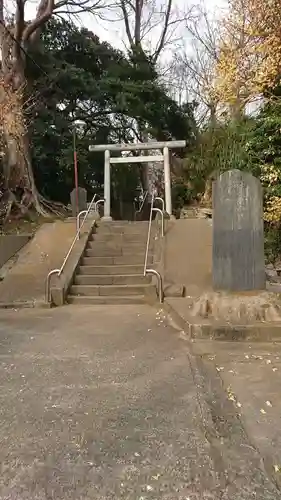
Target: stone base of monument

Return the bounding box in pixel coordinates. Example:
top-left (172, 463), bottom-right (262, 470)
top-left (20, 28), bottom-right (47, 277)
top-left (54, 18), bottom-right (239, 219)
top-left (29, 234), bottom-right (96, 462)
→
top-left (165, 290), bottom-right (281, 341)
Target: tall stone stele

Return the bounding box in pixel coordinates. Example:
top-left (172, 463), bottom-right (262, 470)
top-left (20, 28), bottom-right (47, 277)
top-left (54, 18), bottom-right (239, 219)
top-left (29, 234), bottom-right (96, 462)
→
top-left (70, 187), bottom-right (87, 217)
top-left (212, 169), bottom-right (265, 291)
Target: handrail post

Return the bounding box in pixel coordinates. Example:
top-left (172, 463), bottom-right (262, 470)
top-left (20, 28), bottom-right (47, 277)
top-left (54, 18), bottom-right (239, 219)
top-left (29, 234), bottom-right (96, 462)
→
top-left (143, 193), bottom-right (165, 303)
top-left (46, 192), bottom-right (98, 304)
top-left (77, 210), bottom-right (87, 237)
top-left (46, 269), bottom-right (60, 304)
top-left (145, 269), bottom-right (163, 303)
top-left (152, 207), bottom-right (164, 237)
top-left (154, 196), bottom-right (165, 212)
top-left (143, 191), bottom-right (155, 276)
top-left (95, 199), bottom-right (105, 214)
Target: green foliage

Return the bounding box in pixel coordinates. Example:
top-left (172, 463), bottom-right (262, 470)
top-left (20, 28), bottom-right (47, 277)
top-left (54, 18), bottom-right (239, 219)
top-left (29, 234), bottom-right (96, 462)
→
top-left (183, 91), bottom-right (281, 260)
top-left (171, 178), bottom-right (192, 216)
top-left (26, 18), bottom-right (196, 206)
top-left (264, 226), bottom-right (281, 264)
top-left (244, 98), bottom-right (281, 197)
top-left (183, 119), bottom-right (256, 199)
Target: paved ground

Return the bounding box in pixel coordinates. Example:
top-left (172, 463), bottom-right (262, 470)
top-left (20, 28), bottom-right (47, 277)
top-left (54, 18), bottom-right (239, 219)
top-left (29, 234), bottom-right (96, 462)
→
top-left (0, 219), bottom-right (91, 306)
top-left (0, 305), bottom-right (280, 499)
top-left (192, 340), bottom-right (281, 491)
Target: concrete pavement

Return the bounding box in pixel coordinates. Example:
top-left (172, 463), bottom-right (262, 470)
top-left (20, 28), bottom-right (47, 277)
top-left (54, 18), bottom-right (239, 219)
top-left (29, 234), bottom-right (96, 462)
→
top-left (0, 305), bottom-right (279, 499)
top-left (192, 340), bottom-right (281, 492)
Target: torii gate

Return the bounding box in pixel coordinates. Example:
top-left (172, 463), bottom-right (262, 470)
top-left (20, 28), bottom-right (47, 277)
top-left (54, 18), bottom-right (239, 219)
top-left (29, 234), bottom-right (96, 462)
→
top-left (89, 140), bottom-right (186, 220)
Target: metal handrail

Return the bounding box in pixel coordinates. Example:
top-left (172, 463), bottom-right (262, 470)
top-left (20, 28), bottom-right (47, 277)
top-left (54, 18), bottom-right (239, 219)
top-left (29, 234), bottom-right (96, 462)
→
top-left (77, 196), bottom-right (105, 237)
top-left (152, 207), bottom-right (164, 237)
top-left (134, 190), bottom-right (148, 220)
top-left (143, 193), bottom-right (165, 303)
top-left (46, 193), bottom-right (97, 304)
top-left (95, 199), bottom-right (105, 213)
top-left (143, 191), bottom-right (155, 275)
top-left (146, 269), bottom-right (163, 303)
top-left (136, 190), bottom-right (148, 214)
top-left (154, 196), bottom-right (165, 212)
top-left (77, 198), bottom-right (105, 235)
top-left (77, 210), bottom-right (87, 235)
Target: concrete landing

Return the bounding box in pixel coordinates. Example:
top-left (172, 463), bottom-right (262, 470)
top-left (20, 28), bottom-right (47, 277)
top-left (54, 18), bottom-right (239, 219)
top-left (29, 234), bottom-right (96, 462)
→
top-left (0, 220), bottom-right (86, 307)
top-left (192, 339), bottom-right (281, 491)
top-left (0, 305), bottom-right (279, 499)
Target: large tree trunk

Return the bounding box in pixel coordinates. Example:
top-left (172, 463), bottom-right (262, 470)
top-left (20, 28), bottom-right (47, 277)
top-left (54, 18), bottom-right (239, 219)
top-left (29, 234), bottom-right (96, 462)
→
top-left (0, 21), bottom-right (61, 220)
top-left (0, 42), bottom-right (52, 218)
top-left (0, 85), bottom-right (47, 216)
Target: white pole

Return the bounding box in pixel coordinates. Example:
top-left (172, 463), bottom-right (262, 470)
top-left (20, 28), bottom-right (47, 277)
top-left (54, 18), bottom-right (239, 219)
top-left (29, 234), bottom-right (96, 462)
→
top-left (102, 149), bottom-right (112, 221)
top-left (163, 146), bottom-right (172, 216)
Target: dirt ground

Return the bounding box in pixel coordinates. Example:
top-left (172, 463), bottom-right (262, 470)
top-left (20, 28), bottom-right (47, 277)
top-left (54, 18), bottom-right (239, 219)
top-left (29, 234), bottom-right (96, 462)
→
top-left (0, 214), bottom-right (60, 235)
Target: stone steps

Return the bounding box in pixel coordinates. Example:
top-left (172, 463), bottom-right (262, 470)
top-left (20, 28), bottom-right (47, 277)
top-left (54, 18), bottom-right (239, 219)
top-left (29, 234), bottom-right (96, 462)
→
top-left (67, 220), bottom-right (157, 305)
top-left (78, 264), bottom-right (144, 275)
top-left (91, 233), bottom-right (149, 243)
top-left (67, 295), bottom-right (148, 305)
top-left (70, 284), bottom-right (155, 297)
top-left (81, 255), bottom-right (151, 266)
top-left (96, 224), bottom-right (148, 234)
top-left (74, 274), bottom-right (151, 285)
top-left (87, 239), bottom-right (147, 249)
top-left (84, 247), bottom-right (148, 257)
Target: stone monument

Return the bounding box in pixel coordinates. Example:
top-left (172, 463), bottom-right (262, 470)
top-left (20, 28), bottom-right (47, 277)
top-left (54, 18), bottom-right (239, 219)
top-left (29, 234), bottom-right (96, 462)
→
top-left (212, 169), bottom-right (265, 291)
top-left (70, 187), bottom-right (87, 217)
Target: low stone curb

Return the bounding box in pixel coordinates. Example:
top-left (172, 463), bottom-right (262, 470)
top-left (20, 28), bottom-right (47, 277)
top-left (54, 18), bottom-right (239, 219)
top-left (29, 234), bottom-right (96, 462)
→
top-left (164, 298), bottom-right (281, 341)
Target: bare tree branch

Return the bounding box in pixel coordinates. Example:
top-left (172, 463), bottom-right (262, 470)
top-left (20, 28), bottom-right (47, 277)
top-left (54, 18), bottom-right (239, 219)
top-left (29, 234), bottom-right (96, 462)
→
top-left (120, 0), bottom-right (134, 47)
top-left (0, 0), bottom-right (3, 24)
top-left (22, 0), bottom-right (55, 42)
top-left (152, 0), bottom-right (172, 62)
top-left (165, 4), bottom-right (222, 124)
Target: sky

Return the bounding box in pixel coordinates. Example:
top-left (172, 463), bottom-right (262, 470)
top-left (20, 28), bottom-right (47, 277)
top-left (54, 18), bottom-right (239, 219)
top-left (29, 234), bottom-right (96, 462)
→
top-left (16, 0), bottom-right (227, 60)
top-left (76, 0), bottom-right (227, 58)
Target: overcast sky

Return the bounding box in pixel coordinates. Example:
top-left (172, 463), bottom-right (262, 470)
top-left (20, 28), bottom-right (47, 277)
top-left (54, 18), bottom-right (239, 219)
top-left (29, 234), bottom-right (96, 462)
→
top-left (77, 0), bottom-right (227, 57)
top-left (18, 0), bottom-right (227, 60)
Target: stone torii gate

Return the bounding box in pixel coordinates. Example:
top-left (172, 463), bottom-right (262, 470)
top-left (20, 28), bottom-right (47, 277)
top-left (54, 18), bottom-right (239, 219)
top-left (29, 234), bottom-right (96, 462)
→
top-left (89, 141), bottom-right (186, 220)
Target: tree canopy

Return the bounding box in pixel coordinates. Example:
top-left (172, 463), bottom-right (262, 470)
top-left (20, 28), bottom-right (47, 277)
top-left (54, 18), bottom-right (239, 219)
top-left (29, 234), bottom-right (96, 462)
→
top-left (24, 18), bottom-right (195, 206)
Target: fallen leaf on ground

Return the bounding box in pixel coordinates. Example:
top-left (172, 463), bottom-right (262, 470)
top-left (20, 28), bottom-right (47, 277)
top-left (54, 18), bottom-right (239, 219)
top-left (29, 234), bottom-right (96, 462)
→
top-left (152, 474), bottom-right (160, 480)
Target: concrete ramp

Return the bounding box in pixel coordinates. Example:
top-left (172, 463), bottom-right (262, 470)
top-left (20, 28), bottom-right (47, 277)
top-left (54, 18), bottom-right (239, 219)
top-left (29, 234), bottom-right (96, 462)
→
top-left (165, 219), bottom-right (212, 293)
top-left (0, 220), bottom-right (77, 306)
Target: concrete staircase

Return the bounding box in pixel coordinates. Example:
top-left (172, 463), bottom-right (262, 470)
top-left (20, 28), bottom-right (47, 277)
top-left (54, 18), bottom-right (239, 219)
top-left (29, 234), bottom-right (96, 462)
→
top-left (67, 221), bottom-right (157, 305)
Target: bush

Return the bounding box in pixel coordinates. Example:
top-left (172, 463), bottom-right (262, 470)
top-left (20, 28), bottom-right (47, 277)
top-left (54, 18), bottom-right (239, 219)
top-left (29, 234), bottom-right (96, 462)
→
top-left (171, 179), bottom-right (192, 217)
